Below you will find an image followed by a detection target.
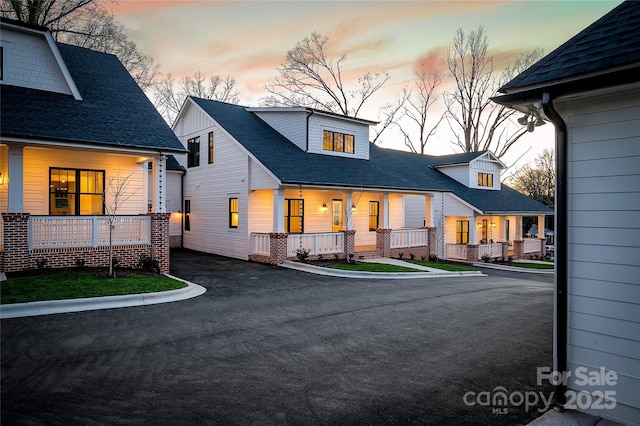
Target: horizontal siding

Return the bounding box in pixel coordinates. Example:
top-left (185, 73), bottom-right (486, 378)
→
top-left (248, 190), bottom-right (273, 234)
top-left (570, 175), bottom-right (640, 194)
top-left (568, 311), bottom-right (637, 342)
top-left (251, 111), bottom-right (307, 151)
top-left (569, 328), bottom-right (639, 360)
top-left (249, 158), bottom-right (278, 190)
top-left (568, 295), bottom-right (639, 322)
top-left (569, 260), bottom-right (638, 285)
top-left (570, 228), bottom-right (640, 247)
top-left (566, 359), bottom-right (639, 408)
top-left (437, 165), bottom-right (469, 186)
top-left (443, 193), bottom-right (474, 217)
top-left (569, 277), bottom-right (640, 304)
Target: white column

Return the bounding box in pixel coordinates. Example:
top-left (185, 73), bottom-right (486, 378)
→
top-left (518, 216), bottom-right (524, 239)
top-left (502, 217), bottom-right (507, 242)
top-left (537, 215), bottom-right (545, 238)
top-left (152, 155), bottom-right (166, 213)
top-left (273, 188), bottom-right (285, 233)
top-left (7, 144), bottom-right (25, 213)
top-left (383, 193), bottom-right (390, 228)
top-left (468, 216), bottom-right (477, 244)
top-left (426, 195), bottom-right (433, 227)
top-left (346, 191), bottom-right (353, 230)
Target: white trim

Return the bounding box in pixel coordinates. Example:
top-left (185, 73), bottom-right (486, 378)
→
top-left (472, 151), bottom-right (507, 169)
top-left (44, 32), bottom-right (82, 100)
top-left (1, 137), bottom-right (185, 156)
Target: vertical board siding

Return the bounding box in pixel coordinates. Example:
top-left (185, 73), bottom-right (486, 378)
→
top-left (561, 90), bottom-right (640, 423)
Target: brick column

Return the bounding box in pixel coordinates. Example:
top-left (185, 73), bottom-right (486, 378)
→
top-left (269, 233), bottom-right (288, 265)
top-left (149, 213), bottom-right (170, 274)
top-left (427, 226), bottom-right (437, 258)
top-left (467, 244), bottom-right (479, 263)
top-left (376, 228), bottom-right (391, 257)
top-left (2, 213), bottom-right (30, 272)
top-left (513, 240), bottom-right (524, 260)
top-left (501, 241), bottom-right (510, 260)
top-left (539, 238), bottom-right (547, 256)
top-left (344, 230), bottom-right (356, 260)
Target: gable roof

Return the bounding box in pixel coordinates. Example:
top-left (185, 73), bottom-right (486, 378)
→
top-left (495, 1), bottom-right (640, 103)
top-left (1, 32), bottom-right (184, 153)
top-left (189, 98), bottom-right (550, 214)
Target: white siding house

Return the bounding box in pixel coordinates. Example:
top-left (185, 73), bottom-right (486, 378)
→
top-left (493, 2), bottom-right (640, 423)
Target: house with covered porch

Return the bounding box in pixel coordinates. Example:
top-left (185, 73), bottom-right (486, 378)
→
top-left (172, 97), bottom-right (550, 264)
top-left (0, 18), bottom-right (186, 274)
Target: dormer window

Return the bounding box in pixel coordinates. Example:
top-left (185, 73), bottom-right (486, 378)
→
top-left (478, 172), bottom-right (493, 187)
top-left (323, 130), bottom-right (354, 154)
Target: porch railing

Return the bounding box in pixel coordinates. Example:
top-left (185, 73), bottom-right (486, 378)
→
top-left (446, 244), bottom-right (468, 260)
top-left (523, 238), bottom-right (541, 253)
top-left (250, 233), bottom-right (271, 256)
top-left (478, 243), bottom-right (503, 260)
top-left (29, 215), bottom-right (151, 249)
top-left (287, 232), bottom-right (344, 257)
top-left (390, 228), bottom-right (428, 249)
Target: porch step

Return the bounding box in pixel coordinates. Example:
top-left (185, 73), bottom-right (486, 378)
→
top-left (355, 250), bottom-right (384, 259)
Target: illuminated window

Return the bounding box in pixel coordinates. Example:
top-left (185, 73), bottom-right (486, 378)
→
top-left (208, 132), bottom-right (214, 164)
top-left (456, 220), bottom-right (469, 244)
top-left (285, 199), bottom-right (304, 234)
top-left (229, 198), bottom-right (239, 228)
top-left (49, 168), bottom-right (104, 215)
top-left (369, 201), bottom-right (379, 231)
top-left (477, 173), bottom-right (493, 187)
top-left (188, 136), bottom-right (200, 167)
top-left (323, 130), bottom-right (354, 154)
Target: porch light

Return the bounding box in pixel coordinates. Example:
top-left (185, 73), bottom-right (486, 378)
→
top-left (321, 203), bottom-right (328, 213)
top-left (477, 222), bottom-right (482, 228)
top-left (0, 172), bottom-right (3, 185)
top-left (351, 204), bottom-right (356, 212)
top-left (491, 222), bottom-right (496, 228)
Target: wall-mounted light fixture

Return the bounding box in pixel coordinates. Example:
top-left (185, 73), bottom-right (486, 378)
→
top-left (477, 222), bottom-right (483, 228)
top-left (351, 204), bottom-right (356, 213)
top-left (490, 222), bottom-right (496, 228)
top-left (321, 202), bottom-right (328, 213)
top-left (0, 172), bottom-right (3, 185)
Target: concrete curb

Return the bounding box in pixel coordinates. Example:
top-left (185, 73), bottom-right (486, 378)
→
top-left (280, 260), bottom-right (485, 279)
top-left (472, 262), bottom-right (554, 274)
top-left (0, 274), bottom-right (206, 319)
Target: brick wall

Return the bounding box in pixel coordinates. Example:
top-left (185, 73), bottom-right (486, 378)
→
top-left (2, 213), bottom-right (30, 272)
top-left (149, 213), bottom-right (170, 274)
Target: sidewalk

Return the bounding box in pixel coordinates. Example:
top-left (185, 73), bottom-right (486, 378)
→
top-left (0, 274), bottom-right (206, 319)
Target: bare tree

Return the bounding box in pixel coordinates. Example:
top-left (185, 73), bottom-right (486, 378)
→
top-left (261, 32), bottom-right (390, 118)
top-left (396, 68), bottom-right (444, 154)
top-left (152, 72), bottom-right (241, 125)
top-left (371, 86), bottom-right (410, 145)
top-left (103, 173), bottom-right (135, 278)
top-left (508, 149), bottom-right (555, 207)
top-left (444, 26), bottom-right (543, 158)
top-left (2, 0), bottom-right (160, 89)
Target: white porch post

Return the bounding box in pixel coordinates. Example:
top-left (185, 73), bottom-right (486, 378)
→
top-left (537, 215), bottom-right (545, 238)
top-left (346, 191), bottom-right (353, 230)
top-left (502, 217), bottom-right (507, 242)
top-left (273, 188), bottom-right (285, 233)
top-left (151, 155), bottom-right (167, 213)
top-left (518, 216), bottom-right (524, 239)
top-left (7, 144), bottom-right (25, 213)
top-left (468, 216), bottom-right (477, 244)
top-left (425, 195), bottom-right (433, 227)
top-left (383, 193), bottom-right (390, 229)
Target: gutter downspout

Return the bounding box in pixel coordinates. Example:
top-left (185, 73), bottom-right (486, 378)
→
top-left (542, 92), bottom-right (568, 407)
top-left (180, 170), bottom-right (185, 248)
top-left (305, 110), bottom-right (314, 152)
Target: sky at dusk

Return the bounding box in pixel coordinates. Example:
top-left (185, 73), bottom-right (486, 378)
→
top-left (110, 0), bottom-right (623, 169)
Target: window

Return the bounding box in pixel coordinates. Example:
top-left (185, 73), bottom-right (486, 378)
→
top-left (208, 132), bottom-right (214, 164)
top-left (369, 201), bottom-right (379, 231)
top-left (477, 172), bottom-right (493, 187)
top-left (184, 200), bottom-right (191, 231)
top-left (188, 136), bottom-right (200, 167)
top-left (506, 219), bottom-right (510, 241)
top-left (229, 198), bottom-right (238, 228)
top-left (285, 199), bottom-right (304, 234)
top-left (481, 219), bottom-right (488, 243)
top-left (49, 168), bottom-right (104, 215)
top-left (456, 220), bottom-right (469, 244)
top-left (322, 130), bottom-right (354, 154)
top-left (332, 200), bottom-right (343, 232)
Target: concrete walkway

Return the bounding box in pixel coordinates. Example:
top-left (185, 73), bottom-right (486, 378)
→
top-left (0, 274), bottom-right (206, 319)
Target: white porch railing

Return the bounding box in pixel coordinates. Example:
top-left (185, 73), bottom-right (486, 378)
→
top-left (523, 238), bottom-right (541, 254)
top-left (29, 216), bottom-right (151, 249)
top-left (446, 244), bottom-right (468, 260)
top-left (390, 228), bottom-right (428, 249)
top-left (251, 233), bottom-right (271, 256)
top-left (287, 232), bottom-right (344, 257)
top-left (478, 243), bottom-right (503, 260)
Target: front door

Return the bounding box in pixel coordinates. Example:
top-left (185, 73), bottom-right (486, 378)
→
top-left (332, 200), bottom-right (343, 232)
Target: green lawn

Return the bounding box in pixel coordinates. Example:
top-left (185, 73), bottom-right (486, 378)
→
top-left (0, 272), bottom-right (187, 304)
top-left (329, 262), bottom-right (423, 273)
top-left (405, 260), bottom-right (476, 272)
top-left (508, 262), bottom-right (555, 270)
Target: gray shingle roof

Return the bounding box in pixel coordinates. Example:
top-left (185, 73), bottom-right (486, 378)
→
top-left (428, 151), bottom-right (487, 166)
top-left (192, 98), bottom-right (550, 214)
top-left (500, 0), bottom-right (640, 92)
top-left (1, 42), bottom-right (185, 153)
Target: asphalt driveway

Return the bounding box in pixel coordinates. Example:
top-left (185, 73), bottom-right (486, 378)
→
top-left (1, 249), bottom-right (554, 425)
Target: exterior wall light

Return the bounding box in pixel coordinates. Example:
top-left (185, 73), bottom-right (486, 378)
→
top-left (321, 203), bottom-right (328, 213)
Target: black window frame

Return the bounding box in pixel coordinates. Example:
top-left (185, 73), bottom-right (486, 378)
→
top-left (188, 136), bottom-right (200, 168)
top-left (477, 172), bottom-right (493, 187)
top-left (322, 130), bottom-right (355, 154)
top-left (208, 132), bottom-right (214, 164)
top-left (284, 198), bottom-right (304, 234)
top-left (369, 201), bottom-right (379, 231)
top-left (184, 199), bottom-right (191, 231)
top-left (456, 220), bottom-right (469, 244)
top-left (229, 197), bottom-right (239, 229)
top-left (49, 167), bottom-right (105, 216)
